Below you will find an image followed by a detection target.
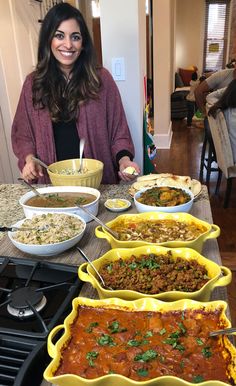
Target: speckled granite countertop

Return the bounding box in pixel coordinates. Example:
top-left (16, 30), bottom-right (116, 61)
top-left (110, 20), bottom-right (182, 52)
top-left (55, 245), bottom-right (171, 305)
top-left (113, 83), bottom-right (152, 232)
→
top-left (0, 183), bottom-right (133, 240)
top-left (0, 184), bottom-right (230, 326)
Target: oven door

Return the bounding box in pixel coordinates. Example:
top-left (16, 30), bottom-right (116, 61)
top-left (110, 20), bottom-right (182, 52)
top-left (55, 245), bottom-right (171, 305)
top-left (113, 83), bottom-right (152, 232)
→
top-left (0, 334), bottom-right (49, 386)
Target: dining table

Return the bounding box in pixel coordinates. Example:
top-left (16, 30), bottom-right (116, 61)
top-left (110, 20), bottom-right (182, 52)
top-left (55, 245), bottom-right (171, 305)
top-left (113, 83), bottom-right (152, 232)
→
top-left (0, 182), bottom-right (230, 386)
top-left (0, 182), bottom-right (228, 302)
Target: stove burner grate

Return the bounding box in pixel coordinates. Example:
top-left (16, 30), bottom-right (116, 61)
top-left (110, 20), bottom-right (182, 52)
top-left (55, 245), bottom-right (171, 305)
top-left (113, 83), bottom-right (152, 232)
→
top-left (7, 286), bottom-right (47, 318)
top-left (0, 256), bottom-right (83, 339)
top-left (0, 255), bottom-right (83, 386)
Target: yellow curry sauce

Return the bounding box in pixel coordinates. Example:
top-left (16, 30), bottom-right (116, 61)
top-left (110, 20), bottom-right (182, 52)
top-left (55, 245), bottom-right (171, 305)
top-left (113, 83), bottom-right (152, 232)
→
top-left (55, 306), bottom-right (234, 384)
top-left (110, 219), bottom-right (207, 243)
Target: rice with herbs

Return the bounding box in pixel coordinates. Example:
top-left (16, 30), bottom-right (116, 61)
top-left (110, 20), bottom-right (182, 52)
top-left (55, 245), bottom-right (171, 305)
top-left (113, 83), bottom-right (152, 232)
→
top-left (55, 167), bottom-right (89, 175)
top-left (13, 213), bottom-right (84, 245)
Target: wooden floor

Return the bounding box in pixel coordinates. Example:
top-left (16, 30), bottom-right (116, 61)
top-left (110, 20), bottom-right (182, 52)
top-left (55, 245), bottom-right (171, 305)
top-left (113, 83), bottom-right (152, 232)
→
top-left (155, 118), bottom-right (236, 325)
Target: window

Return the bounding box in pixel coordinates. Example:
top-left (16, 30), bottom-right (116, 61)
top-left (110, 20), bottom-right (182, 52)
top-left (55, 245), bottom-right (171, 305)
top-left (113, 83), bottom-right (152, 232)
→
top-left (203, 0), bottom-right (231, 72)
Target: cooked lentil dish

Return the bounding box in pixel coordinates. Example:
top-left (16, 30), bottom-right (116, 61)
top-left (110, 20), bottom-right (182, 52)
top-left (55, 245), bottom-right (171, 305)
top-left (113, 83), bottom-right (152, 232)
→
top-left (54, 305), bottom-right (235, 384)
top-left (136, 186), bottom-right (191, 207)
top-left (110, 218), bottom-right (207, 243)
top-left (26, 192), bottom-right (96, 208)
top-left (98, 251), bottom-right (209, 293)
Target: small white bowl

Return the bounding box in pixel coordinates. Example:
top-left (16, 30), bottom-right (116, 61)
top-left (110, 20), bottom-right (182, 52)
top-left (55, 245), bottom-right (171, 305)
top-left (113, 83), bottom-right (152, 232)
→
top-left (19, 186), bottom-right (100, 223)
top-left (8, 212), bottom-right (86, 257)
top-left (134, 186), bottom-right (194, 213)
top-left (104, 198), bottom-right (131, 212)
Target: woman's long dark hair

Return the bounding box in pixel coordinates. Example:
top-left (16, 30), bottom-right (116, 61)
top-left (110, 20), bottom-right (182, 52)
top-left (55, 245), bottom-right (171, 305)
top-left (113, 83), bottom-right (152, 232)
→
top-left (32, 2), bottom-right (101, 121)
top-left (208, 79), bottom-right (236, 118)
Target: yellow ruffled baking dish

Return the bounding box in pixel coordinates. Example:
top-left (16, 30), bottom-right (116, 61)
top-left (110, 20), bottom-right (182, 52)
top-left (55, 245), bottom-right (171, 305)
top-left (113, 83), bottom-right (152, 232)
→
top-left (78, 245), bottom-right (231, 301)
top-left (95, 212), bottom-right (220, 252)
top-left (44, 297), bottom-right (236, 386)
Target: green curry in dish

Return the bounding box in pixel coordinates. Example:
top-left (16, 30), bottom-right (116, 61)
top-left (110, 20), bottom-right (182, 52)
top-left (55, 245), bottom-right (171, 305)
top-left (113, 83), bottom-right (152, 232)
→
top-left (137, 186), bottom-right (191, 207)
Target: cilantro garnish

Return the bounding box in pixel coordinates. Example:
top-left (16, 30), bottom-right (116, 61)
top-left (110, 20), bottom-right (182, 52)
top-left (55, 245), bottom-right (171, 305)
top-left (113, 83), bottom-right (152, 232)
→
top-left (86, 351), bottom-right (99, 367)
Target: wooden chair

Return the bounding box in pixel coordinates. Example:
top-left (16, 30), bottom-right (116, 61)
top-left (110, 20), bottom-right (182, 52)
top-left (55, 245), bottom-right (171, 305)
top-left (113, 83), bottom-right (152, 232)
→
top-left (207, 110), bottom-right (236, 208)
top-left (199, 118), bottom-right (220, 188)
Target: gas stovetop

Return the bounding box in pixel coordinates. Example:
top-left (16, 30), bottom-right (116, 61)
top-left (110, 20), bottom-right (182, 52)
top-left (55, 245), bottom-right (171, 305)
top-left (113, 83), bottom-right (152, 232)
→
top-left (0, 255), bottom-right (83, 386)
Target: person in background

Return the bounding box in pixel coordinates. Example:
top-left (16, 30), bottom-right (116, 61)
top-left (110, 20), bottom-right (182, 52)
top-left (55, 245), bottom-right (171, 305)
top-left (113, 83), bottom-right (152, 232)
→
top-left (194, 67), bottom-right (236, 116)
top-left (194, 67), bottom-right (236, 182)
top-left (11, 2), bottom-right (140, 184)
top-left (207, 79), bottom-right (236, 162)
top-left (186, 71), bottom-right (199, 127)
top-left (226, 58), bottom-right (236, 69)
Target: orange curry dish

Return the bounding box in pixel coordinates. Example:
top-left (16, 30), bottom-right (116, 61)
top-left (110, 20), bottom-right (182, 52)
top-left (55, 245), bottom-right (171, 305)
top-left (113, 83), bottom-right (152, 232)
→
top-left (54, 305), bottom-right (235, 384)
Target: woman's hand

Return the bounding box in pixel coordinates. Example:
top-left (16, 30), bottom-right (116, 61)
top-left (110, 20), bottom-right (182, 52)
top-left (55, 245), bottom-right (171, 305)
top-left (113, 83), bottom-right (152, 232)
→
top-left (21, 154), bottom-right (44, 182)
top-left (118, 156), bottom-right (140, 182)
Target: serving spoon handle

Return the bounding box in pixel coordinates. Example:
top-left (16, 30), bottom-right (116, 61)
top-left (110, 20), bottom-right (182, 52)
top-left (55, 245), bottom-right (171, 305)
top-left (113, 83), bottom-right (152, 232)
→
top-left (0, 226), bottom-right (48, 232)
top-left (18, 178), bottom-right (44, 197)
top-left (209, 327), bottom-right (236, 337)
top-left (76, 247), bottom-right (106, 288)
top-left (77, 138), bottom-right (85, 173)
top-left (31, 156), bottom-right (49, 171)
top-left (76, 204), bottom-right (119, 239)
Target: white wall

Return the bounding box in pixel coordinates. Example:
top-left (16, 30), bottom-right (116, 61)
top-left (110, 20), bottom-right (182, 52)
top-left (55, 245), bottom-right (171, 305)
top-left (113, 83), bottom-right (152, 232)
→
top-left (99, 0), bottom-right (146, 172)
top-left (152, 0), bottom-right (172, 148)
top-left (0, 0), bottom-right (40, 182)
top-left (175, 0), bottom-right (205, 73)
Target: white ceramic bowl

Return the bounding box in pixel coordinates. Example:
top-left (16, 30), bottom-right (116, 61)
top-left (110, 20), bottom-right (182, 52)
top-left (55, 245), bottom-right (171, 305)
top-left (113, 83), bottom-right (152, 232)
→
top-left (134, 186), bottom-right (194, 213)
top-left (8, 212), bottom-right (86, 257)
top-left (19, 186), bottom-right (100, 223)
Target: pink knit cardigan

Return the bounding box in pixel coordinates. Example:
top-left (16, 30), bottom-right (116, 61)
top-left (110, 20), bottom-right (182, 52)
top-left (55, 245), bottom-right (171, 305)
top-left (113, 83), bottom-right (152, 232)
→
top-left (11, 68), bottom-right (135, 184)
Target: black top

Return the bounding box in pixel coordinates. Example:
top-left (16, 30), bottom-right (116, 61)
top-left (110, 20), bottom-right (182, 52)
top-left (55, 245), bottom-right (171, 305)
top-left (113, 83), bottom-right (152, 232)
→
top-left (53, 120), bottom-right (80, 161)
top-left (53, 120), bottom-right (133, 165)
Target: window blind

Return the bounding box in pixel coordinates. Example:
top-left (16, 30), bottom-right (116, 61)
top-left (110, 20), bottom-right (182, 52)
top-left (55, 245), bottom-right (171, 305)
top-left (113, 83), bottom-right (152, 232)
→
top-left (203, 0), bottom-right (231, 72)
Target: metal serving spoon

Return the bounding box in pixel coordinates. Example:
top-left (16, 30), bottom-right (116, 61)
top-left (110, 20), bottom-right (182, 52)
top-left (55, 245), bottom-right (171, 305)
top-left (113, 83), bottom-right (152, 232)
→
top-left (76, 247), bottom-right (113, 291)
top-left (76, 204), bottom-right (119, 239)
top-left (18, 178), bottom-right (44, 197)
top-left (209, 327), bottom-right (236, 337)
top-left (0, 226), bottom-right (49, 232)
top-left (31, 156), bottom-right (53, 173)
top-left (77, 138), bottom-right (85, 173)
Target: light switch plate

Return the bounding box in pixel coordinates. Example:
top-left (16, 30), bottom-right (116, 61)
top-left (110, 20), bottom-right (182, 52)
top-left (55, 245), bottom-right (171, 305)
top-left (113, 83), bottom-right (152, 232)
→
top-left (112, 57), bottom-right (125, 81)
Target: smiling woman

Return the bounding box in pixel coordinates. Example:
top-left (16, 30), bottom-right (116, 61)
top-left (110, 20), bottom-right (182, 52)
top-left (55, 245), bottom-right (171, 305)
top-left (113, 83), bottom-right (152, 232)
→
top-left (50, 19), bottom-right (83, 77)
top-left (11, 2), bottom-right (140, 185)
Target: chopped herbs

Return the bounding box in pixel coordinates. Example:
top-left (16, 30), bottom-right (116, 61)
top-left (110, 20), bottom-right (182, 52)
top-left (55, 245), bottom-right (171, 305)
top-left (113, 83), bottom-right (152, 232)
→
top-left (180, 360), bottom-right (185, 368)
top-left (202, 347), bottom-right (212, 358)
top-left (86, 322), bottom-right (99, 333)
top-left (196, 338), bottom-right (204, 346)
top-left (86, 351), bottom-right (99, 367)
top-left (163, 327), bottom-right (186, 352)
top-left (134, 349), bottom-right (158, 362)
top-left (137, 368), bottom-right (149, 377)
top-left (97, 334), bottom-right (116, 346)
top-left (108, 321), bottom-right (127, 334)
top-left (127, 339), bottom-right (149, 347)
top-left (144, 330), bottom-right (153, 337)
top-left (192, 375), bottom-right (205, 383)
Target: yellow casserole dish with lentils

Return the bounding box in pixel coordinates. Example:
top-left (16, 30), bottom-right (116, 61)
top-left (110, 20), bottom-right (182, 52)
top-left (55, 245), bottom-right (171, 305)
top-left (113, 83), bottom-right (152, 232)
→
top-left (98, 250), bottom-right (209, 294)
